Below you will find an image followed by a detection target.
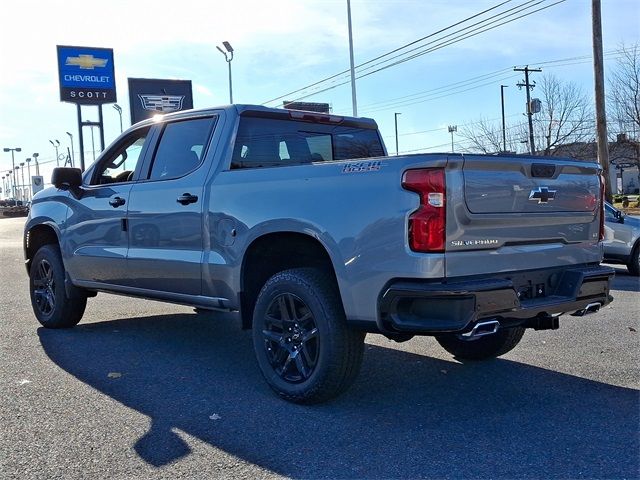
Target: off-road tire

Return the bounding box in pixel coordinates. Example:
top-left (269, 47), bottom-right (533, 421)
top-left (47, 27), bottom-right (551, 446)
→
top-left (252, 268), bottom-right (365, 404)
top-left (29, 244), bottom-right (87, 328)
top-left (436, 326), bottom-right (525, 360)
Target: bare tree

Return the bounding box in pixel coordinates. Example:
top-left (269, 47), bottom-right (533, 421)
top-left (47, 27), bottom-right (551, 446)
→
top-left (608, 44), bottom-right (640, 190)
top-left (461, 75), bottom-right (593, 156)
top-left (527, 74), bottom-right (594, 156)
top-left (608, 43), bottom-right (640, 139)
top-left (458, 117), bottom-right (524, 154)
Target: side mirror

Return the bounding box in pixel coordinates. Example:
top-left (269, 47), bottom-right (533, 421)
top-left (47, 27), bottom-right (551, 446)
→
top-left (52, 167), bottom-right (82, 190)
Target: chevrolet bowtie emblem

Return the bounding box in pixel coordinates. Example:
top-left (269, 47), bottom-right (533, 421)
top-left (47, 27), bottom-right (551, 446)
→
top-left (66, 54), bottom-right (108, 69)
top-left (529, 186), bottom-right (557, 204)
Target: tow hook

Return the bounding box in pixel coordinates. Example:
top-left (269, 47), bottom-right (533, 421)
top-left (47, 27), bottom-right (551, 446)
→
top-left (571, 302), bottom-right (602, 317)
top-left (461, 319), bottom-right (500, 338)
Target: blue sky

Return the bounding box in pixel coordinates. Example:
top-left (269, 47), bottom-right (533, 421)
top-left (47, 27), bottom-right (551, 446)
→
top-left (1, 0), bottom-right (639, 185)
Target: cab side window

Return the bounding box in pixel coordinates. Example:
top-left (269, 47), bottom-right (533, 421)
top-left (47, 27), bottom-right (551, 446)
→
top-left (90, 128), bottom-right (150, 185)
top-left (148, 117), bottom-right (215, 181)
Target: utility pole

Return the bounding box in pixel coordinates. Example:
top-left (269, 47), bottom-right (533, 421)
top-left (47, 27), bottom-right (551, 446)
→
top-left (515, 66), bottom-right (542, 155)
top-left (500, 85), bottom-right (508, 152)
top-left (347, 0), bottom-right (358, 116)
top-left (394, 112), bottom-right (401, 155)
top-left (592, 0), bottom-right (611, 201)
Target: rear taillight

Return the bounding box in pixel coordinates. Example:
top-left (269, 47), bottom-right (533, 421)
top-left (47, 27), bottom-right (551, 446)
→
top-left (599, 174), bottom-right (605, 241)
top-left (402, 168), bottom-right (446, 252)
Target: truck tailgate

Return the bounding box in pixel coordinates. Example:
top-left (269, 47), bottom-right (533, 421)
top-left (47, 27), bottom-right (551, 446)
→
top-left (446, 155), bottom-right (603, 278)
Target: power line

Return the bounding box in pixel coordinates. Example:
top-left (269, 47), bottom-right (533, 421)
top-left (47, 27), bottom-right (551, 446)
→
top-left (261, 0), bottom-right (543, 106)
top-left (277, 0), bottom-right (566, 105)
top-left (349, 49), bottom-right (625, 116)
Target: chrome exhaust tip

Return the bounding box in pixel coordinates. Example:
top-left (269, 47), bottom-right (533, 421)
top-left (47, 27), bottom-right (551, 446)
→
top-left (462, 319), bottom-right (500, 338)
top-left (571, 302), bottom-right (602, 317)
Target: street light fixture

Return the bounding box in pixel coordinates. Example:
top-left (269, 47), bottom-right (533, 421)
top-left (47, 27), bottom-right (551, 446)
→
top-left (216, 41), bottom-right (234, 104)
top-left (448, 125), bottom-right (457, 153)
top-left (32, 153), bottom-right (40, 176)
top-left (3, 147), bottom-right (21, 199)
top-left (66, 132), bottom-right (75, 167)
top-left (113, 104), bottom-right (123, 133)
top-left (49, 139), bottom-right (61, 166)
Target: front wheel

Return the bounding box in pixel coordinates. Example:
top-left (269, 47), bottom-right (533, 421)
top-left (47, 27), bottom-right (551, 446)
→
top-left (252, 268), bottom-right (365, 404)
top-left (627, 245), bottom-right (639, 276)
top-left (29, 244), bottom-right (87, 328)
top-left (435, 326), bottom-right (525, 360)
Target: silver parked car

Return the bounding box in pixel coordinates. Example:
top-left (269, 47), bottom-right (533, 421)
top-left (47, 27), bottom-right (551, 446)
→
top-left (603, 202), bottom-right (640, 276)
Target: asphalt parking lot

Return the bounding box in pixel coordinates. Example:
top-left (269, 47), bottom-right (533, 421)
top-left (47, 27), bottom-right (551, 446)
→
top-left (1, 216), bottom-right (638, 479)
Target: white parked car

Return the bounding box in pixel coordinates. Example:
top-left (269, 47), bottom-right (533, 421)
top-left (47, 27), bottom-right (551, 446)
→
top-left (603, 202), bottom-right (640, 276)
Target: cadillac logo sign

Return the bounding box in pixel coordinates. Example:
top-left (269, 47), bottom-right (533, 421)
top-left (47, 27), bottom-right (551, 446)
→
top-left (128, 78), bottom-right (193, 124)
top-left (32, 176), bottom-right (45, 194)
top-left (138, 94), bottom-right (185, 113)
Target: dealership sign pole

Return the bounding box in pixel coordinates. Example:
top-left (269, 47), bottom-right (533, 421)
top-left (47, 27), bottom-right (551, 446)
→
top-left (57, 45), bottom-right (116, 171)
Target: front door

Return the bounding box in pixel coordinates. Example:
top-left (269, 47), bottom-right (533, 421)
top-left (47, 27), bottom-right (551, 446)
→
top-left (64, 126), bottom-right (152, 286)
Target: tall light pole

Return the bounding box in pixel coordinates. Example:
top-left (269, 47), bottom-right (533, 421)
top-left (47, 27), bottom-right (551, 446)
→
top-left (394, 112), bottom-right (401, 155)
top-left (26, 158), bottom-right (32, 200)
top-left (32, 153), bottom-right (40, 176)
top-left (113, 104), bottom-right (123, 133)
top-left (19, 162), bottom-right (26, 201)
top-left (14, 166), bottom-right (20, 201)
top-left (448, 125), bottom-right (457, 153)
top-left (89, 126), bottom-right (96, 162)
top-left (347, 0), bottom-right (358, 117)
top-left (5, 171), bottom-right (11, 199)
top-left (3, 147), bottom-right (21, 199)
top-left (216, 41), bottom-right (234, 104)
top-left (500, 85), bottom-right (508, 152)
top-left (49, 139), bottom-right (61, 167)
top-left (1, 175), bottom-right (5, 199)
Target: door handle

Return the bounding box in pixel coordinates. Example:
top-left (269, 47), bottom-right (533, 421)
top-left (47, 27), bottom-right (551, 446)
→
top-left (177, 193), bottom-right (198, 205)
top-left (109, 196), bottom-right (126, 208)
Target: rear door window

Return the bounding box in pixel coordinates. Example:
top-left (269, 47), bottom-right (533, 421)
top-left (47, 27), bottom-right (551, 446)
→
top-left (147, 117), bottom-right (215, 181)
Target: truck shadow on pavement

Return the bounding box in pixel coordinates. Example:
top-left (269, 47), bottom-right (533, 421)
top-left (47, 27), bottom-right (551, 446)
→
top-left (38, 314), bottom-right (639, 479)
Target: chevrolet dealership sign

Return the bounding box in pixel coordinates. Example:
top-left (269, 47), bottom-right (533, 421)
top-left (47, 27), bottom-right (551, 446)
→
top-left (57, 45), bottom-right (116, 104)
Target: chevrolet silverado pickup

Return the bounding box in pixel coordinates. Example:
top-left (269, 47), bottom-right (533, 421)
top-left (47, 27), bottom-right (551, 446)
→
top-left (24, 105), bottom-right (614, 403)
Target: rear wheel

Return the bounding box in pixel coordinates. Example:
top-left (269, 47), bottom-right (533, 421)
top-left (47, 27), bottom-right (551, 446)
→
top-left (436, 326), bottom-right (525, 360)
top-left (29, 244), bottom-right (87, 328)
top-left (252, 268), bottom-right (365, 404)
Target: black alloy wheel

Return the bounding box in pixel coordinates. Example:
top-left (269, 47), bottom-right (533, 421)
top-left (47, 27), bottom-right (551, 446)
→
top-left (32, 257), bottom-right (56, 317)
top-left (262, 292), bottom-right (319, 383)
top-left (252, 268), bottom-right (365, 404)
top-left (29, 244), bottom-right (87, 328)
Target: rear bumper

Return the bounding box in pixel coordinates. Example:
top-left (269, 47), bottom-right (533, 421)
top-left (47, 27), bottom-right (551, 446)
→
top-left (378, 264), bottom-right (614, 335)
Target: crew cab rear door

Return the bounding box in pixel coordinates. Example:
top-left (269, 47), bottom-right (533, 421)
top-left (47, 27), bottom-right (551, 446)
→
top-left (124, 114), bottom-right (218, 295)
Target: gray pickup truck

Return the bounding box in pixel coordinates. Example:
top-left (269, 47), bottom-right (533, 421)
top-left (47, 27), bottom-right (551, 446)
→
top-left (24, 105), bottom-right (614, 403)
